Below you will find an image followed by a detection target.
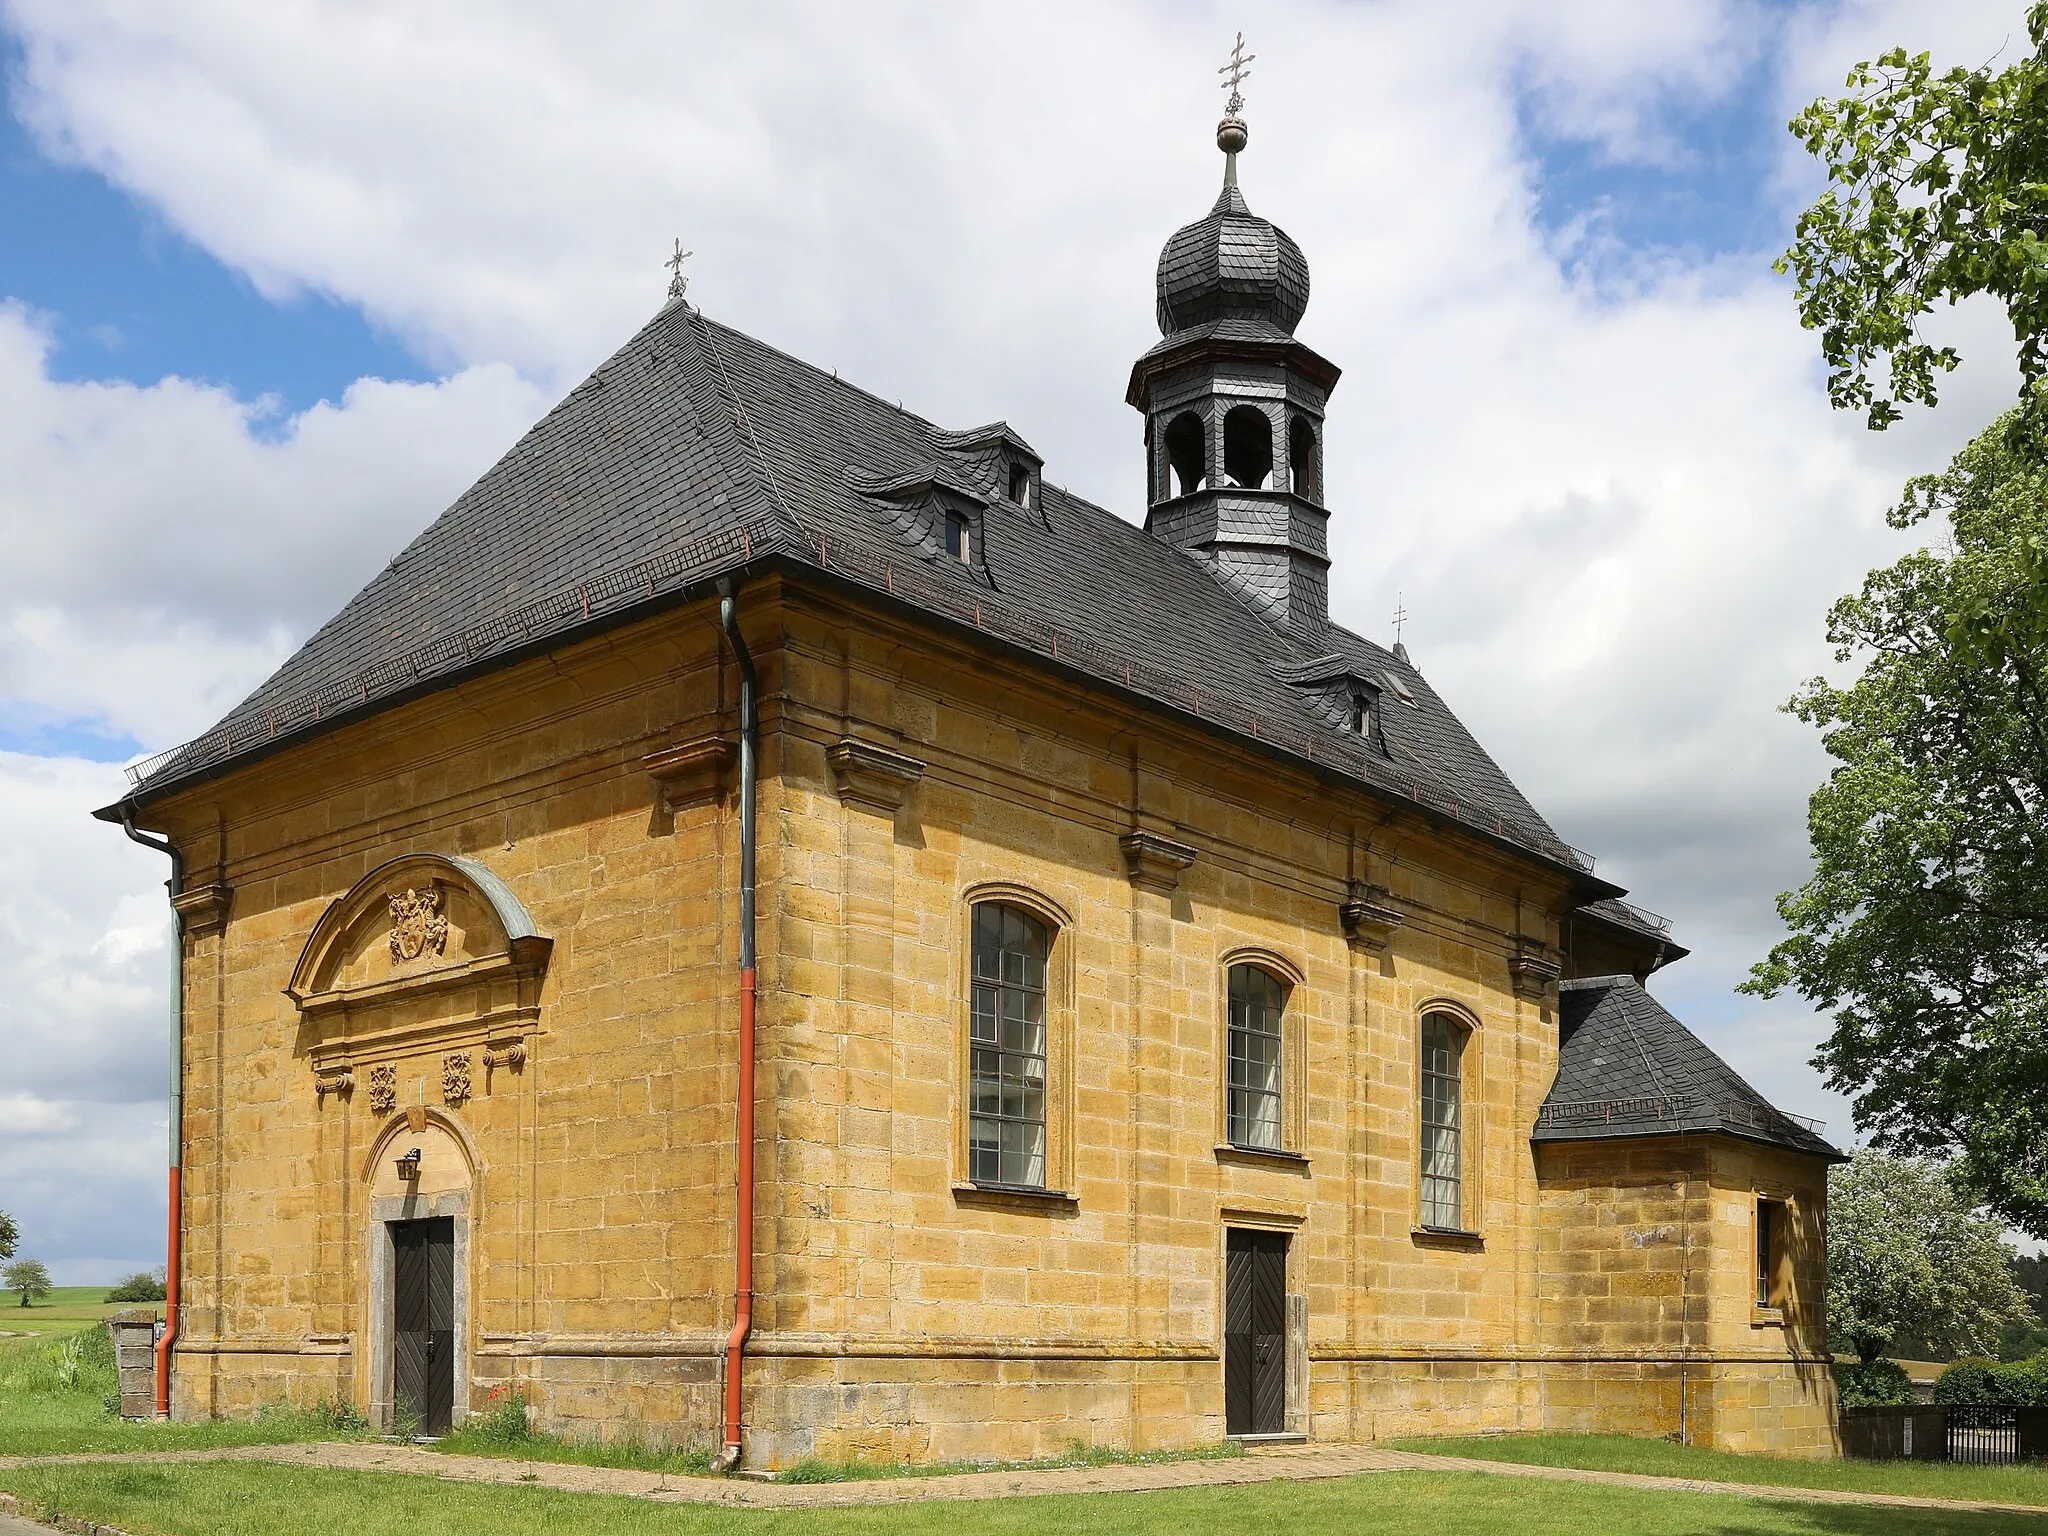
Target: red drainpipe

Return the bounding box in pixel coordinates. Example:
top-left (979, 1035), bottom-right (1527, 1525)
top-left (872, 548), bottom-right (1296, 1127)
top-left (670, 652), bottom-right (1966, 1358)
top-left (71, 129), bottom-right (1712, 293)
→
top-left (120, 809), bottom-right (182, 1418)
top-left (716, 580), bottom-right (759, 1470)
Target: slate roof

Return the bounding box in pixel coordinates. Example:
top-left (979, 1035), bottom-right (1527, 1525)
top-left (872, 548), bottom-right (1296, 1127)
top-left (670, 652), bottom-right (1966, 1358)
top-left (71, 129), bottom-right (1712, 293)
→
top-left (1155, 182), bottom-right (1310, 336)
top-left (1535, 977), bottom-right (1843, 1160)
top-left (110, 298), bottom-right (1612, 898)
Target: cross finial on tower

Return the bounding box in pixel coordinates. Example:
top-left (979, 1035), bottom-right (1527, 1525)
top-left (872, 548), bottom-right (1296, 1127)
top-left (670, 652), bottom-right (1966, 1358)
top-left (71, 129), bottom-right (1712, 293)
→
top-left (665, 239), bottom-right (693, 300)
top-left (1218, 31), bottom-right (1255, 117)
top-left (1215, 33), bottom-right (1255, 181)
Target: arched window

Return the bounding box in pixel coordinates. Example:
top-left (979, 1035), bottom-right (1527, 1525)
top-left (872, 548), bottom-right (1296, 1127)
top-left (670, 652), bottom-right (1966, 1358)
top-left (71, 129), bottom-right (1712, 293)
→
top-left (1289, 416), bottom-right (1319, 502)
top-left (1227, 964), bottom-right (1287, 1151)
top-left (1165, 412), bottom-right (1207, 497)
top-left (1223, 406), bottom-right (1273, 490)
top-left (969, 902), bottom-right (1050, 1188)
top-left (1419, 1013), bottom-right (1466, 1229)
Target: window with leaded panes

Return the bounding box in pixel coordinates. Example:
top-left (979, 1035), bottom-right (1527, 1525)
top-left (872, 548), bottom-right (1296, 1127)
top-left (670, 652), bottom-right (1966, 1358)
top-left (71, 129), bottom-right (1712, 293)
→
top-left (968, 902), bottom-right (1049, 1188)
top-left (1419, 1013), bottom-right (1464, 1229)
top-left (1227, 965), bottom-right (1286, 1151)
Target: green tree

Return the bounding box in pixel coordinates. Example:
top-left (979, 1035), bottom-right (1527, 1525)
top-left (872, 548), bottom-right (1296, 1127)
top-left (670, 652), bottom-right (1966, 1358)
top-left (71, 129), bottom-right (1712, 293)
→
top-left (2, 1259), bottom-right (51, 1309)
top-left (1745, 413), bottom-right (2048, 1232)
top-left (1780, 2), bottom-right (2048, 429)
top-left (1825, 1148), bottom-right (2034, 1363)
top-left (0, 1209), bottom-right (16, 1262)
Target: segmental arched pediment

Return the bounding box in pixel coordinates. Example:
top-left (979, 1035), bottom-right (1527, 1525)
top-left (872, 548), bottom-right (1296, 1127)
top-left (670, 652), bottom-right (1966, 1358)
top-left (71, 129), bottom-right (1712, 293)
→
top-left (289, 854), bottom-right (551, 1102)
top-left (288, 853), bottom-right (549, 1014)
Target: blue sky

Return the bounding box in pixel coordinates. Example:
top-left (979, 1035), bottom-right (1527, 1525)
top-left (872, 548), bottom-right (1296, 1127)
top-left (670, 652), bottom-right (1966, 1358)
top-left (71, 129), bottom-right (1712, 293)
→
top-left (0, 32), bottom-right (424, 421)
top-left (0, 0), bottom-right (2025, 1284)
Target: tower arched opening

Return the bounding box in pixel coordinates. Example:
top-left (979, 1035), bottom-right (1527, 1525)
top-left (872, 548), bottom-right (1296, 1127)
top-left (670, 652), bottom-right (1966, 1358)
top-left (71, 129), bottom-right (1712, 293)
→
top-left (1224, 406), bottom-right (1273, 490)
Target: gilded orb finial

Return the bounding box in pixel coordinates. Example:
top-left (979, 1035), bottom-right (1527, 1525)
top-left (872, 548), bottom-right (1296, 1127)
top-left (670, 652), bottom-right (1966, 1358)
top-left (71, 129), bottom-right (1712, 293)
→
top-left (1216, 32), bottom-right (1255, 180)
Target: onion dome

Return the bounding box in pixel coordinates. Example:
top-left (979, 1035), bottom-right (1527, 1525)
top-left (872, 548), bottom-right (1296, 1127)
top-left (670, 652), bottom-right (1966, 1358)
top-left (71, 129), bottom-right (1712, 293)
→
top-left (1155, 115), bottom-right (1310, 337)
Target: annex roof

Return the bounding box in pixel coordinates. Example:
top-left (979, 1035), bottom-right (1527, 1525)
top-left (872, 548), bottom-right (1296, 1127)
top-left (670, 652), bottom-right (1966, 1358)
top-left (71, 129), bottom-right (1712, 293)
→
top-left (105, 299), bottom-right (1612, 898)
top-left (1536, 976), bottom-right (1842, 1160)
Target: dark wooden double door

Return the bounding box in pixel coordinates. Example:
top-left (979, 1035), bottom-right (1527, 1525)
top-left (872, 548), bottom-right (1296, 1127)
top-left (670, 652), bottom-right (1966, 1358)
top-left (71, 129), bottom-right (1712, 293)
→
top-left (1225, 1228), bottom-right (1287, 1436)
top-left (391, 1218), bottom-right (454, 1435)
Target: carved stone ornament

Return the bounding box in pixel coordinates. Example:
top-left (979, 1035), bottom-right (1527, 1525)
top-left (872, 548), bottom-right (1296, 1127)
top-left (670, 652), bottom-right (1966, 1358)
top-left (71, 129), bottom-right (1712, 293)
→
top-left (388, 886), bottom-right (450, 964)
top-left (314, 1063), bottom-right (355, 1104)
top-left (442, 1051), bottom-right (472, 1106)
top-left (483, 1039), bottom-right (527, 1072)
top-left (1120, 830), bottom-right (1198, 893)
top-left (366, 1062), bottom-right (398, 1116)
top-left (170, 882), bottom-right (232, 938)
top-left (1340, 883), bottom-right (1404, 952)
top-left (828, 738), bottom-right (927, 813)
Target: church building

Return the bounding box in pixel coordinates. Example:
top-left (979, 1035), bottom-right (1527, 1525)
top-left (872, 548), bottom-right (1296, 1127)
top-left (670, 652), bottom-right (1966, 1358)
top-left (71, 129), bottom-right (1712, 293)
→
top-left (101, 81), bottom-right (1844, 1467)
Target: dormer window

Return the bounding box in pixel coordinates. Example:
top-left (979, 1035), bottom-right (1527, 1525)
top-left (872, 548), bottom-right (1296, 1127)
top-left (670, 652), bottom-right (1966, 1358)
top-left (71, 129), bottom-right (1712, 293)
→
top-left (944, 510), bottom-right (973, 564)
top-left (1008, 462), bottom-right (1031, 508)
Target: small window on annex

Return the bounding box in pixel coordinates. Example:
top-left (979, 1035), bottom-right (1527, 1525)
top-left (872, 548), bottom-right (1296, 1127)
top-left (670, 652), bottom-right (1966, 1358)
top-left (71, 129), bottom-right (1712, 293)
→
top-left (1227, 964), bottom-right (1287, 1151)
top-left (1419, 1013), bottom-right (1466, 1230)
top-left (969, 902), bottom-right (1050, 1188)
top-left (1757, 1198), bottom-right (1786, 1308)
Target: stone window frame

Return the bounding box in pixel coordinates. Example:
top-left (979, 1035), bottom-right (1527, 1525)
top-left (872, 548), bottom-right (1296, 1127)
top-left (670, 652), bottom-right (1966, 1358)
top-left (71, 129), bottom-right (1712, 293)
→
top-left (1412, 999), bottom-right (1484, 1239)
top-left (951, 881), bottom-right (1077, 1204)
top-left (1215, 947), bottom-right (1308, 1164)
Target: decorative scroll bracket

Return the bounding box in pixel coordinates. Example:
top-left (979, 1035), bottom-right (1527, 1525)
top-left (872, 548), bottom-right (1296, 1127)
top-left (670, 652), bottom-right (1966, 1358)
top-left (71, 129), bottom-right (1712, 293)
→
top-left (644, 735), bottom-right (736, 816)
top-left (1509, 940), bottom-right (1561, 1001)
top-left (829, 738), bottom-right (927, 813)
top-left (1120, 830), bottom-right (1198, 894)
top-left (1339, 882), bottom-right (1404, 952)
top-left (171, 882), bottom-right (232, 938)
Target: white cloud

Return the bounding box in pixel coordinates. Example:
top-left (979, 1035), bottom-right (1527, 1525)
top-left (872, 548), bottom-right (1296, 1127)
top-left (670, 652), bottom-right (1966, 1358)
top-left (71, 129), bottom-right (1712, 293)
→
top-left (0, 0), bottom-right (2033, 1260)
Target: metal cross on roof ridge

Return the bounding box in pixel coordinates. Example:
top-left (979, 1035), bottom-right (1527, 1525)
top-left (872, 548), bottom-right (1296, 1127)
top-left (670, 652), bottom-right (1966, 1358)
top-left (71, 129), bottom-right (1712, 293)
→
top-left (1392, 593), bottom-right (1408, 647)
top-left (665, 239), bottom-right (693, 299)
top-left (1217, 31), bottom-right (1254, 117)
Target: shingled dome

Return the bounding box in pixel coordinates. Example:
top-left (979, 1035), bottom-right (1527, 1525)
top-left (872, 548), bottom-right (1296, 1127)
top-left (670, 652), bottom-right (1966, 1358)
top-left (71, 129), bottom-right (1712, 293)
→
top-left (1155, 183), bottom-right (1309, 337)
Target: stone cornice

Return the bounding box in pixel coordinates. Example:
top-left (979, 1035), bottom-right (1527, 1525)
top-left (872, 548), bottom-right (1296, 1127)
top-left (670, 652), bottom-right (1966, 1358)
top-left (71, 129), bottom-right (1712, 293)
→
top-left (1509, 941), bottom-right (1562, 1001)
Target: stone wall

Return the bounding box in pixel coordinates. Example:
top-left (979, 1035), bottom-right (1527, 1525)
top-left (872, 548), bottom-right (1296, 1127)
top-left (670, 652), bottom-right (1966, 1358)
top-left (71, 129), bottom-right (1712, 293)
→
top-left (144, 573), bottom-right (1837, 1463)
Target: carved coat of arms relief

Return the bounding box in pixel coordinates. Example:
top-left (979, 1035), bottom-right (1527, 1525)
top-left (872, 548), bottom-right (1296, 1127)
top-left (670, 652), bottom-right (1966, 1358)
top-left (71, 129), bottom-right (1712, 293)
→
top-left (387, 886), bottom-right (450, 964)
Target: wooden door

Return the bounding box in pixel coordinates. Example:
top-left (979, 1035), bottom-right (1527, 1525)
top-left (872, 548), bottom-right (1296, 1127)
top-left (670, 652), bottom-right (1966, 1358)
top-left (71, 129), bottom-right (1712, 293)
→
top-left (1224, 1228), bottom-right (1287, 1435)
top-left (391, 1218), bottom-right (455, 1435)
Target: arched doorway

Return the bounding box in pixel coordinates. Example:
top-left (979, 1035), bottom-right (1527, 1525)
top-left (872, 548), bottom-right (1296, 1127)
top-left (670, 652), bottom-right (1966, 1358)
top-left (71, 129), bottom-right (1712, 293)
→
top-left (366, 1116), bottom-right (474, 1435)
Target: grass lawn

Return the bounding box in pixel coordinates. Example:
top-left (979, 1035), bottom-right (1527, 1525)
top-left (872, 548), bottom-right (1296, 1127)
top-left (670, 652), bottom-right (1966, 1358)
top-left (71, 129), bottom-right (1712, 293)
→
top-left (0, 1328), bottom-right (368, 1459)
top-left (1396, 1432), bottom-right (2048, 1509)
top-left (5, 1462), bottom-right (2047, 1536)
top-left (0, 1285), bottom-right (136, 1340)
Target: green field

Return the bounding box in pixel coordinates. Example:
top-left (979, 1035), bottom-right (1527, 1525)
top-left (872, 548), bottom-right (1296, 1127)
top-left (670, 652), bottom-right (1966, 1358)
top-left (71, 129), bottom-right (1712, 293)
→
top-left (6, 1460), bottom-right (2047, 1536)
top-left (0, 1285), bottom-right (140, 1340)
top-left (1395, 1432), bottom-right (2048, 1509)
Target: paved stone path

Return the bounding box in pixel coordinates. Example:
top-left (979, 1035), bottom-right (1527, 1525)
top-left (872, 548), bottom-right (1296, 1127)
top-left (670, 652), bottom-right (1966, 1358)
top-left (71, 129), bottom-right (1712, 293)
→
top-left (8, 1439), bottom-right (2048, 1520)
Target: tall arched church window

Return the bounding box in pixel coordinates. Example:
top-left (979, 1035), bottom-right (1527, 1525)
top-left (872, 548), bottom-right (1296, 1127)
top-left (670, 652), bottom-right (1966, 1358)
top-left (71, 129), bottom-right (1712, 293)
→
top-left (969, 902), bottom-right (1050, 1188)
top-left (1227, 964), bottom-right (1287, 1150)
top-left (1419, 1013), bottom-right (1466, 1229)
top-left (1223, 406), bottom-right (1273, 489)
top-left (1165, 412), bottom-right (1207, 497)
top-left (1289, 415), bottom-right (1319, 502)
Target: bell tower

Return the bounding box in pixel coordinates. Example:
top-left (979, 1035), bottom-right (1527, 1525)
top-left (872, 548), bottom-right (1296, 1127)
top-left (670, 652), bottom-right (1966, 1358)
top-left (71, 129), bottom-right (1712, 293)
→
top-left (1129, 38), bottom-right (1341, 639)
